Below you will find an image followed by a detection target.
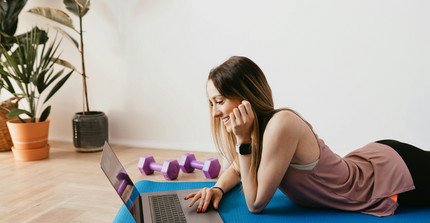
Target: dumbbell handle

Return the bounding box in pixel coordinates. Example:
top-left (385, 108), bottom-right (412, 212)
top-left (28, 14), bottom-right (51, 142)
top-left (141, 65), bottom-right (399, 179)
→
top-left (149, 162), bottom-right (163, 171)
top-left (116, 179), bottom-right (127, 196)
top-left (190, 160), bottom-right (204, 170)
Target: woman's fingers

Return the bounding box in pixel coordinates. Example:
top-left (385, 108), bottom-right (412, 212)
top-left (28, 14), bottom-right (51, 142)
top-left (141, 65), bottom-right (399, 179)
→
top-left (233, 108), bottom-right (242, 124)
top-left (242, 100), bottom-right (254, 120)
top-left (197, 188), bottom-right (207, 212)
top-left (232, 101), bottom-right (253, 125)
top-left (230, 112), bottom-right (236, 126)
top-left (186, 187), bottom-right (223, 212)
top-left (202, 189), bottom-right (214, 212)
top-left (238, 103), bottom-right (247, 117)
top-left (230, 100), bottom-right (254, 141)
top-left (212, 194), bottom-right (222, 209)
top-left (184, 192), bottom-right (197, 200)
top-left (187, 192), bottom-right (201, 207)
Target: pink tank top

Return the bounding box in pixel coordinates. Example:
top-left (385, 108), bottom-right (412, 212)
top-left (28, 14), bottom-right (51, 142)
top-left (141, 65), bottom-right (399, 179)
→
top-left (279, 137), bottom-right (415, 217)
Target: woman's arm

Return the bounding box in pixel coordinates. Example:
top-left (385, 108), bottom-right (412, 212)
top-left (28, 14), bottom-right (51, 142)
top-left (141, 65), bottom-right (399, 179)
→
top-left (213, 163), bottom-right (242, 195)
top-left (185, 163), bottom-right (241, 212)
top-left (234, 107), bottom-right (303, 213)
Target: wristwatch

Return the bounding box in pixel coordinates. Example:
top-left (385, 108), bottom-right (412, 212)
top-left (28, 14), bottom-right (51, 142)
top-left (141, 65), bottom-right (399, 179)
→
top-left (236, 144), bottom-right (252, 155)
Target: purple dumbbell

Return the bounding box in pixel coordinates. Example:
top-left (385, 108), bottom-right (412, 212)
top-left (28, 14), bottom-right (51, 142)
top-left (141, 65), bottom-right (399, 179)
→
top-left (137, 156), bottom-right (180, 180)
top-left (179, 153), bottom-right (221, 179)
top-left (116, 168), bottom-right (132, 196)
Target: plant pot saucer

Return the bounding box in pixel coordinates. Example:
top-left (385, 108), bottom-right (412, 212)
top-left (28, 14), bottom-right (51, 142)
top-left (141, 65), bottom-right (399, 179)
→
top-left (12, 144), bottom-right (50, 161)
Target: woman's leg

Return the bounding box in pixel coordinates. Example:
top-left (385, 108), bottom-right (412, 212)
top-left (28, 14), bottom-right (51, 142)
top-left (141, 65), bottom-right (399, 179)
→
top-left (376, 139), bottom-right (430, 206)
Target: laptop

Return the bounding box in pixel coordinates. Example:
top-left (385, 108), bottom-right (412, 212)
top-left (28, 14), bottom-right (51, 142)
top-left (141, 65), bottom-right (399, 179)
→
top-left (100, 142), bottom-right (224, 223)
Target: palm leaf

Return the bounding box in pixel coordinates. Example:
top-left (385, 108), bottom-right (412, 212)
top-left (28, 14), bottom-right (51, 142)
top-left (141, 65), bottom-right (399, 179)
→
top-left (7, 108), bottom-right (32, 119)
top-left (0, 70), bottom-right (16, 94)
top-left (39, 106), bottom-right (51, 122)
top-left (15, 27), bottom-right (48, 45)
top-left (1, 27), bottom-right (73, 122)
top-left (45, 69), bottom-right (64, 88)
top-left (2, 47), bottom-right (27, 84)
top-left (0, 31), bottom-right (18, 51)
top-left (39, 34), bottom-right (60, 71)
top-left (36, 69), bottom-right (50, 93)
top-left (17, 117), bottom-right (26, 123)
top-left (44, 70), bottom-right (73, 103)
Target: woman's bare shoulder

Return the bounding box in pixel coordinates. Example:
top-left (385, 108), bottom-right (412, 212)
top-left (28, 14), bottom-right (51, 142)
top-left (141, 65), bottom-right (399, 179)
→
top-left (270, 110), bottom-right (302, 123)
top-left (266, 110), bottom-right (304, 134)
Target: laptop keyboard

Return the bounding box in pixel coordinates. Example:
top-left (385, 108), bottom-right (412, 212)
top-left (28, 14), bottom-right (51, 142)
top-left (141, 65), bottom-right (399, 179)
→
top-left (149, 194), bottom-right (187, 223)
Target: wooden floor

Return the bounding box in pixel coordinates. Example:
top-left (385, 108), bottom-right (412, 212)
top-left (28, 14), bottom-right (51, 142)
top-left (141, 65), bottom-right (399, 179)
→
top-left (0, 141), bottom-right (221, 223)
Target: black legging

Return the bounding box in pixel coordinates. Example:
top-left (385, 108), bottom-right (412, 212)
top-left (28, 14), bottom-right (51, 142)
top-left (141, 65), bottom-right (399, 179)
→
top-left (376, 139), bottom-right (430, 206)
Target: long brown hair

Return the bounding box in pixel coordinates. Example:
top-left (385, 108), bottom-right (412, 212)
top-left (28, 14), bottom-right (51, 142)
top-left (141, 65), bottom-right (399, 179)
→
top-left (208, 56), bottom-right (278, 177)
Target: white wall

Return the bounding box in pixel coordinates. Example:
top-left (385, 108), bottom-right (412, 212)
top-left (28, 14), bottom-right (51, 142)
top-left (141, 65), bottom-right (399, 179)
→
top-left (2, 0), bottom-right (429, 155)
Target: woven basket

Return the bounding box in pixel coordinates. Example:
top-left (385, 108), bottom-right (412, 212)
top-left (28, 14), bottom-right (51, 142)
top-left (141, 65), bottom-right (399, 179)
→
top-left (0, 97), bottom-right (20, 151)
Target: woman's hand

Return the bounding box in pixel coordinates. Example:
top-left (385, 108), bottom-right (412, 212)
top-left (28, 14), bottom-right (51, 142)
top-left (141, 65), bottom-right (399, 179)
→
top-left (184, 187), bottom-right (224, 212)
top-left (230, 100), bottom-right (254, 144)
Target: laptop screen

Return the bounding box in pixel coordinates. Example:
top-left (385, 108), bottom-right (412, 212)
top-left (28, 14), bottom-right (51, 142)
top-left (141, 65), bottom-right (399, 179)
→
top-left (100, 142), bottom-right (143, 222)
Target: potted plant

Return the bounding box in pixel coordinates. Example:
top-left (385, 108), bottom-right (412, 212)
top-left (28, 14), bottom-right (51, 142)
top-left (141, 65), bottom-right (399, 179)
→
top-left (0, 0), bottom-right (48, 152)
top-left (0, 28), bottom-right (74, 161)
top-left (28, 0), bottom-right (108, 152)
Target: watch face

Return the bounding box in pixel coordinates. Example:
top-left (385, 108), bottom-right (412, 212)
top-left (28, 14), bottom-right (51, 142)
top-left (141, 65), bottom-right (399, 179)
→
top-left (239, 144), bottom-right (252, 155)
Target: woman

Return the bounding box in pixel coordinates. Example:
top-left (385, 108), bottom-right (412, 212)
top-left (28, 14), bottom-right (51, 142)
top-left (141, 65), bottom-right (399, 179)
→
top-left (184, 56), bottom-right (430, 217)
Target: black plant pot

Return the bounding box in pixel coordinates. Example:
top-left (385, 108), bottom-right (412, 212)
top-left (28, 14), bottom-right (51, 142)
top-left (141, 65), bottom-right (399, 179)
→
top-left (73, 111), bottom-right (108, 152)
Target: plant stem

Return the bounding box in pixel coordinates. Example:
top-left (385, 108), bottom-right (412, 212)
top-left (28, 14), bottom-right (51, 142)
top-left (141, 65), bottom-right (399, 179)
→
top-left (79, 12), bottom-right (89, 114)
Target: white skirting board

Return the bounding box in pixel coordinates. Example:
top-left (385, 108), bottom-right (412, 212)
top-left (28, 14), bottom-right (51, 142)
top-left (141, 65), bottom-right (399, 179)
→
top-left (49, 136), bottom-right (217, 153)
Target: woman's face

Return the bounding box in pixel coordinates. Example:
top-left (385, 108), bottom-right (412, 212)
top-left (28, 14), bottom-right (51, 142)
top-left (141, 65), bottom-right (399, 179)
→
top-left (207, 80), bottom-right (242, 133)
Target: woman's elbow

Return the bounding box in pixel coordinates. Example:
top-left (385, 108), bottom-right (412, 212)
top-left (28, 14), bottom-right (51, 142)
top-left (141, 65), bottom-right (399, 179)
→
top-left (247, 205), bottom-right (265, 214)
top-left (245, 195), bottom-right (270, 213)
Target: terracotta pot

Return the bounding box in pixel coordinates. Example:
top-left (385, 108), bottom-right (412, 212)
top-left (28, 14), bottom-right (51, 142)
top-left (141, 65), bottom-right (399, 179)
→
top-left (7, 119), bottom-right (50, 161)
top-left (11, 144), bottom-right (50, 161)
top-left (7, 119), bottom-right (49, 150)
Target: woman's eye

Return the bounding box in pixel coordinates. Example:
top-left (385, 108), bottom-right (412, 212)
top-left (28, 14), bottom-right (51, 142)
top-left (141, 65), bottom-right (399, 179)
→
top-left (216, 100), bottom-right (223, 105)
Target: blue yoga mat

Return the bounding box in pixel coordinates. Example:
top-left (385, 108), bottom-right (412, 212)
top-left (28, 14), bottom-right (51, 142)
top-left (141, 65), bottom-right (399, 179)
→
top-left (114, 180), bottom-right (430, 222)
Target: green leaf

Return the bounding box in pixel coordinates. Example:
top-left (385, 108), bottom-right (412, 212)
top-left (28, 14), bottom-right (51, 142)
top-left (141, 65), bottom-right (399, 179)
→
top-left (36, 69), bottom-right (49, 93)
top-left (17, 117), bottom-right (27, 123)
top-left (44, 70), bottom-right (73, 103)
top-left (0, 31), bottom-right (19, 51)
top-left (39, 106), bottom-right (51, 122)
top-left (49, 24), bottom-right (79, 49)
top-left (1, 0), bottom-right (28, 36)
top-left (45, 69), bottom-right (64, 87)
top-left (15, 27), bottom-right (48, 45)
top-left (0, 70), bottom-right (16, 94)
top-left (28, 7), bottom-right (75, 30)
top-left (1, 26), bottom-right (72, 122)
top-left (63, 0), bottom-right (90, 17)
top-left (1, 46), bottom-right (27, 85)
top-left (39, 38), bottom-right (58, 71)
top-left (7, 108), bottom-right (32, 119)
